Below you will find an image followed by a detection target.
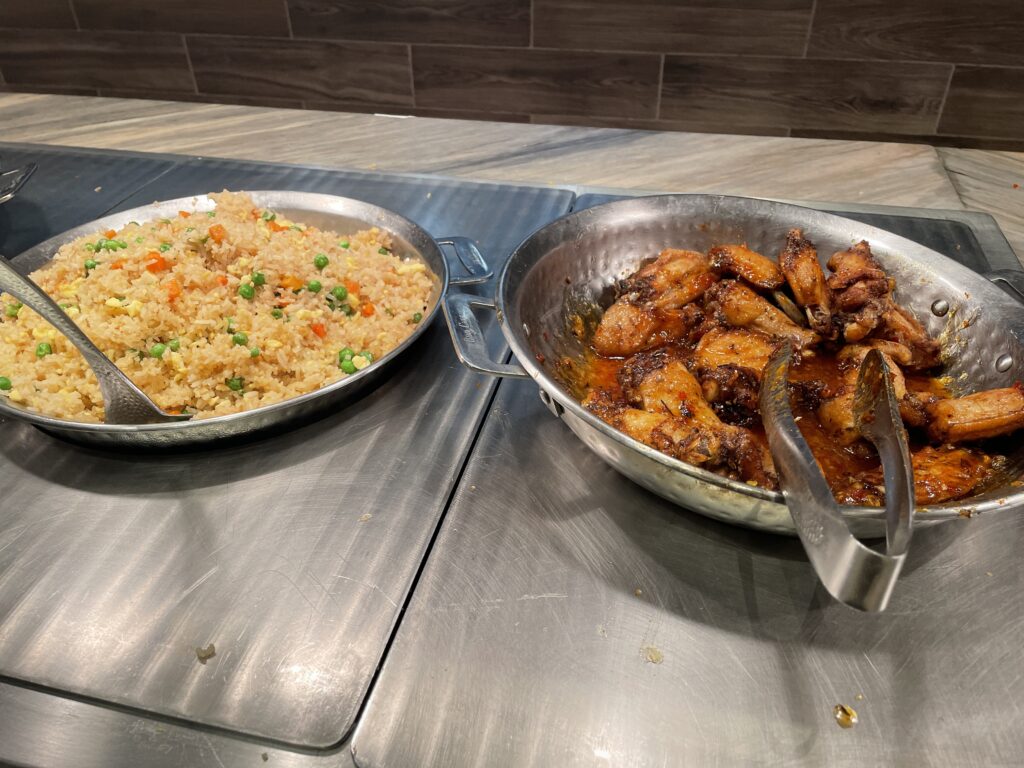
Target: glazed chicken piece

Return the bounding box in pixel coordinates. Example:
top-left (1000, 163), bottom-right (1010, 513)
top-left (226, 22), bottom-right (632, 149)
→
top-left (592, 302), bottom-right (704, 357)
top-left (836, 445), bottom-right (996, 506)
top-left (626, 248), bottom-right (719, 310)
top-left (817, 344), bottom-right (911, 445)
top-left (708, 244), bottom-right (784, 290)
top-left (694, 328), bottom-right (781, 425)
top-left (926, 384), bottom-right (1024, 442)
top-left (876, 303), bottom-right (941, 370)
top-left (826, 241), bottom-right (891, 342)
top-left (779, 228), bottom-right (834, 336)
top-left (704, 280), bottom-right (819, 348)
top-left (615, 353), bottom-right (777, 487)
top-left (694, 327), bottom-right (780, 376)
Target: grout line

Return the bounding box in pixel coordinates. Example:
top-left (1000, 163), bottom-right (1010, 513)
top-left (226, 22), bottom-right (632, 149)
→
top-left (182, 35), bottom-right (200, 95)
top-left (407, 44), bottom-right (417, 106)
top-left (654, 54), bottom-right (664, 119)
top-left (283, 0), bottom-right (294, 38)
top-left (934, 63), bottom-right (957, 134)
top-left (802, 0), bottom-right (817, 58)
top-left (529, 0), bottom-right (534, 47)
top-left (67, 0), bottom-right (81, 30)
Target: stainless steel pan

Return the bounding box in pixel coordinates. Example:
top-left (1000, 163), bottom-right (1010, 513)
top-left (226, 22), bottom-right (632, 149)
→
top-left (445, 194), bottom-right (1024, 536)
top-left (0, 190), bottom-right (489, 447)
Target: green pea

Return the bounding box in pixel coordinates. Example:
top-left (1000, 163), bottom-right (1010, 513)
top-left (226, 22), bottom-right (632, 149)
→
top-left (226, 376), bottom-right (244, 391)
top-left (378, 247), bottom-right (390, 255)
top-left (232, 332), bottom-right (248, 346)
top-left (0, 376), bottom-right (11, 391)
top-left (338, 240), bottom-right (350, 249)
top-left (6, 303), bottom-right (23, 318)
top-left (249, 347), bottom-right (260, 358)
top-left (225, 316), bottom-right (235, 332)
top-left (135, 236), bottom-right (145, 243)
top-left (289, 225), bottom-right (302, 232)
top-left (339, 347), bottom-right (354, 362)
top-left (85, 243), bottom-right (97, 252)
top-left (359, 351), bottom-right (374, 363)
top-left (84, 259), bottom-right (98, 271)
top-left (307, 280), bottom-right (322, 293)
top-left (339, 359), bottom-right (357, 374)
top-left (314, 254), bottom-right (329, 271)
top-left (238, 283), bottom-right (255, 300)
top-left (168, 339), bottom-right (181, 352)
top-left (261, 211), bottom-right (276, 221)
top-left (341, 303), bottom-right (355, 316)
top-left (412, 312), bottom-right (423, 323)
top-left (252, 272), bottom-right (266, 286)
top-left (116, 240), bottom-right (128, 248)
top-left (36, 343), bottom-right (52, 358)
top-left (271, 308), bottom-right (284, 319)
top-left (206, 211), bottom-right (217, 218)
top-left (149, 343), bottom-right (167, 358)
top-left (159, 243), bottom-right (171, 252)
top-left (331, 285), bottom-right (348, 300)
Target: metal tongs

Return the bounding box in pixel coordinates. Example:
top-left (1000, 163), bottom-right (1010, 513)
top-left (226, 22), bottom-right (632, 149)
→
top-left (0, 258), bottom-right (191, 424)
top-left (760, 346), bottom-right (914, 612)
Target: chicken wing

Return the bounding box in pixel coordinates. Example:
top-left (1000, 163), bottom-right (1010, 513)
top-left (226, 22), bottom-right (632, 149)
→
top-left (827, 241), bottom-right (890, 342)
top-left (835, 445), bottom-right (996, 506)
top-left (693, 329), bottom-right (779, 425)
top-left (627, 248), bottom-right (716, 307)
top-left (818, 345), bottom-right (909, 445)
top-left (694, 327), bottom-right (780, 376)
top-left (614, 354), bottom-right (777, 487)
top-left (592, 300), bottom-right (704, 357)
top-left (779, 228), bottom-right (834, 336)
top-left (876, 303), bottom-right (941, 370)
top-left (926, 384), bottom-right (1024, 442)
top-left (705, 280), bottom-right (819, 348)
top-left (708, 244), bottom-right (784, 290)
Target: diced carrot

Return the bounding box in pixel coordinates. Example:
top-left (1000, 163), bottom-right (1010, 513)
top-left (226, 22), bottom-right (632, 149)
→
top-left (208, 224), bottom-right (227, 244)
top-left (165, 279), bottom-right (182, 302)
top-left (250, 208), bottom-right (260, 220)
top-left (360, 301), bottom-right (375, 317)
top-left (104, 229), bottom-right (117, 239)
top-left (343, 278), bottom-right (360, 294)
top-left (166, 408), bottom-right (182, 415)
top-left (310, 322), bottom-right (327, 339)
top-left (178, 210), bottom-right (191, 218)
top-left (110, 259), bottom-right (125, 270)
top-left (280, 274), bottom-right (304, 291)
top-left (217, 275), bottom-right (229, 287)
top-left (145, 252), bottom-right (169, 273)
top-left (266, 220), bottom-right (288, 232)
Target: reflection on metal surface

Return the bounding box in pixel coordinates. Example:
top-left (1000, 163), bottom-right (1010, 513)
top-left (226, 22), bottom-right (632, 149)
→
top-left (356, 376), bottom-right (1024, 767)
top-left (0, 149), bottom-right (574, 761)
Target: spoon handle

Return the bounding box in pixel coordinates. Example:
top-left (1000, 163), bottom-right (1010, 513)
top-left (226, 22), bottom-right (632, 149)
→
top-left (0, 256), bottom-right (188, 424)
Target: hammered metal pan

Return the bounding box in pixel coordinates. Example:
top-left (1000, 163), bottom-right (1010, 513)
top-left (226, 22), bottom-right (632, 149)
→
top-left (445, 194), bottom-right (1024, 536)
top-left (0, 191), bottom-right (490, 447)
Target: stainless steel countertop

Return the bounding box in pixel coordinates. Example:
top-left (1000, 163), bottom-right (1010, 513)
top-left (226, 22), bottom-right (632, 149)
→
top-left (355, 374), bottom-right (1024, 767)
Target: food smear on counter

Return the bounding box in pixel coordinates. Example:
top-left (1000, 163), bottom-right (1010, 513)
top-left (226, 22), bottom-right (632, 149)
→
top-left (833, 703), bottom-right (859, 728)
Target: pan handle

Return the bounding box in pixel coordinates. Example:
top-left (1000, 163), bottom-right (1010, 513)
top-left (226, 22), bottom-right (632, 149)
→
top-left (986, 268), bottom-right (1024, 304)
top-left (437, 237), bottom-right (492, 286)
top-left (442, 293), bottom-right (529, 378)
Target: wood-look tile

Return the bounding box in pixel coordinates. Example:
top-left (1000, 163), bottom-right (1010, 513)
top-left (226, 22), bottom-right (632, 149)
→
top-left (412, 46), bottom-right (660, 118)
top-left (98, 89), bottom-right (306, 110)
top-left (188, 36), bottom-right (412, 106)
top-left (0, 0), bottom-right (76, 28)
top-left (74, 0), bottom-right (290, 37)
top-left (534, 0), bottom-right (811, 56)
top-left (306, 101), bottom-right (531, 123)
top-left (938, 67), bottom-right (1024, 141)
top-left (792, 128), bottom-right (1024, 152)
top-left (810, 0), bottom-right (1024, 68)
top-left (531, 113), bottom-right (790, 137)
top-left (661, 56), bottom-right (950, 133)
top-left (289, 0), bottom-right (529, 46)
top-left (0, 29), bottom-right (193, 91)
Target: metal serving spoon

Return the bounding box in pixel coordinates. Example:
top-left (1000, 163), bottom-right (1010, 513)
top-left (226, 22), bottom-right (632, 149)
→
top-left (0, 256), bottom-right (191, 424)
top-left (760, 346), bottom-right (913, 612)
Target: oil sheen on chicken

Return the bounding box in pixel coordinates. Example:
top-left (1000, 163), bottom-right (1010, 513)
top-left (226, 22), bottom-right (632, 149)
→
top-left (580, 230), bottom-right (1020, 506)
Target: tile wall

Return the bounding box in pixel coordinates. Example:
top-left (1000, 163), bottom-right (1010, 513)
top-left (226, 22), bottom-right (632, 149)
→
top-left (1, 0), bottom-right (1021, 148)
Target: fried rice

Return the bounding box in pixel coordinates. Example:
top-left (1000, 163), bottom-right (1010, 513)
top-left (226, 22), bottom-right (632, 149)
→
top-left (0, 191), bottom-right (437, 421)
